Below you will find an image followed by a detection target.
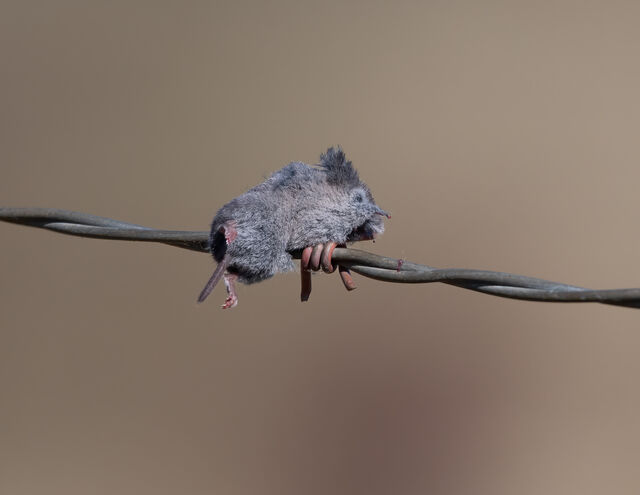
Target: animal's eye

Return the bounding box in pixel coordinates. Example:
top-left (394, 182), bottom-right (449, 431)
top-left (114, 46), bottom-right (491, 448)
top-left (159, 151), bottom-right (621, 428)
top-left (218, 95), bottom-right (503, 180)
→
top-left (354, 192), bottom-right (363, 203)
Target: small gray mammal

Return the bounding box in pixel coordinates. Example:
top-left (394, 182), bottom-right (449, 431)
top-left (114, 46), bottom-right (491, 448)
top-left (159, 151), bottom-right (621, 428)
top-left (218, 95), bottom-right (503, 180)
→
top-left (198, 146), bottom-right (389, 308)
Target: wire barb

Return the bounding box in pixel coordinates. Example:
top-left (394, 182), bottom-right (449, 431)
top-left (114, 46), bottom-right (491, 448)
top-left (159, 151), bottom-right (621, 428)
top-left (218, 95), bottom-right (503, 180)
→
top-left (2, 207), bottom-right (639, 309)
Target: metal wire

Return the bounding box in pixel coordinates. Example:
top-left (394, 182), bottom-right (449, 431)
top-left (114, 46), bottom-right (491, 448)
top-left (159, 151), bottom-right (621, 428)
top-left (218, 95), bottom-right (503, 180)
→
top-left (2, 207), bottom-right (639, 309)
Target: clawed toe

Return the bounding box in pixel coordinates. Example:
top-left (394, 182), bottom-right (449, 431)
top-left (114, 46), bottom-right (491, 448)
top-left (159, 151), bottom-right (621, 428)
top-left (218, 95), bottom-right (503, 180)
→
top-left (300, 269), bottom-right (312, 302)
top-left (299, 242), bottom-right (355, 301)
top-left (301, 246), bottom-right (313, 271)
top-left (301, 243), bottom-right (337, 272)
top-left (339, 265), bottom-right (357, 291)
top-left (222, 295), bottom-right (238, 309)
top-left (320, 242), bottom-right (337, 273)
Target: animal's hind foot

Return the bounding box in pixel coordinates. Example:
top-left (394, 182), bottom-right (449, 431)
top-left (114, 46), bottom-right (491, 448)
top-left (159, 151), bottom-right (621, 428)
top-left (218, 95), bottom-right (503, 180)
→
top-left (222, 294), bottom-right (238, 309)
top-left (221, 272), bottom-right (239, 309)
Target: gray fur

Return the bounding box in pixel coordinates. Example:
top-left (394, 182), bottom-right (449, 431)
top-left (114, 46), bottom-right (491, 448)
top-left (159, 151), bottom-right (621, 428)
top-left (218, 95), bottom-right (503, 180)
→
top-left (207, 146), bottom-right (387, 284)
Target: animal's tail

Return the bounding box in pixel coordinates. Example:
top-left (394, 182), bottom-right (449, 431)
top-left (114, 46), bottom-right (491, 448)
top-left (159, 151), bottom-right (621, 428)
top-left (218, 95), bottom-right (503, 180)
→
top-left (197, 254), bottom-right (229, 303)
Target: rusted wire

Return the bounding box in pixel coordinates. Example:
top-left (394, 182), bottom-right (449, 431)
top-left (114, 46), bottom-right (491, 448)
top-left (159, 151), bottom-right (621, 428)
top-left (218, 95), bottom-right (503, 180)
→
top-left (2, 207), bottom-right (639, 309)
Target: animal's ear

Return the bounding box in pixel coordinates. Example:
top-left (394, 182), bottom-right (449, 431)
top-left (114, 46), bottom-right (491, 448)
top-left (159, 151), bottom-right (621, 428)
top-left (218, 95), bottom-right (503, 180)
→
top-left (319, 147), bottom-right (360, 186)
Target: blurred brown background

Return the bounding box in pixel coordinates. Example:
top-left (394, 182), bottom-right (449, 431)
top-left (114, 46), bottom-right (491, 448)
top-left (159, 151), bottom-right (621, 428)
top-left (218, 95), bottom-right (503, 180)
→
top-left (2, 1), bottom-right (640, 494)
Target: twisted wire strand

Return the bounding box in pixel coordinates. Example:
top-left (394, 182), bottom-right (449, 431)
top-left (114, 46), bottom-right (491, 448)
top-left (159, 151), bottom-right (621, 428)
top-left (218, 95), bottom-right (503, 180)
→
top-left (2, 207), bottom-right (639, 309)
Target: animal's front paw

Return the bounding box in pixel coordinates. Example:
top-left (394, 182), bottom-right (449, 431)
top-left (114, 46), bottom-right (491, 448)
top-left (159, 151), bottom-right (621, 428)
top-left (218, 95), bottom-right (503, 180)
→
top-left (299, 242), bottom-right (356, 302)
top-left (301, 242), bottom-right (337, 273)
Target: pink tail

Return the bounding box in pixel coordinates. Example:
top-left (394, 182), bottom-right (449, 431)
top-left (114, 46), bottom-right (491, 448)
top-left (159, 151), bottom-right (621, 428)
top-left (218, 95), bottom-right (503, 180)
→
top-left (197, 254), bottom-right (229, 303)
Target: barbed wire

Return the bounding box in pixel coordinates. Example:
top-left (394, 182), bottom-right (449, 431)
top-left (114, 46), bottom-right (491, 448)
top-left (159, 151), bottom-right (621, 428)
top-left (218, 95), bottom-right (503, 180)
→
top-left (2, 207), bottom-right (639, 309)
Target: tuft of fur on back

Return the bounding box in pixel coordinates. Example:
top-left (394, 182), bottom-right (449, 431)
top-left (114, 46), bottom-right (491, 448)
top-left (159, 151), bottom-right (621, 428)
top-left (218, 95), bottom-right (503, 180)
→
top-left (319, 147), bottom-right (360, 188)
